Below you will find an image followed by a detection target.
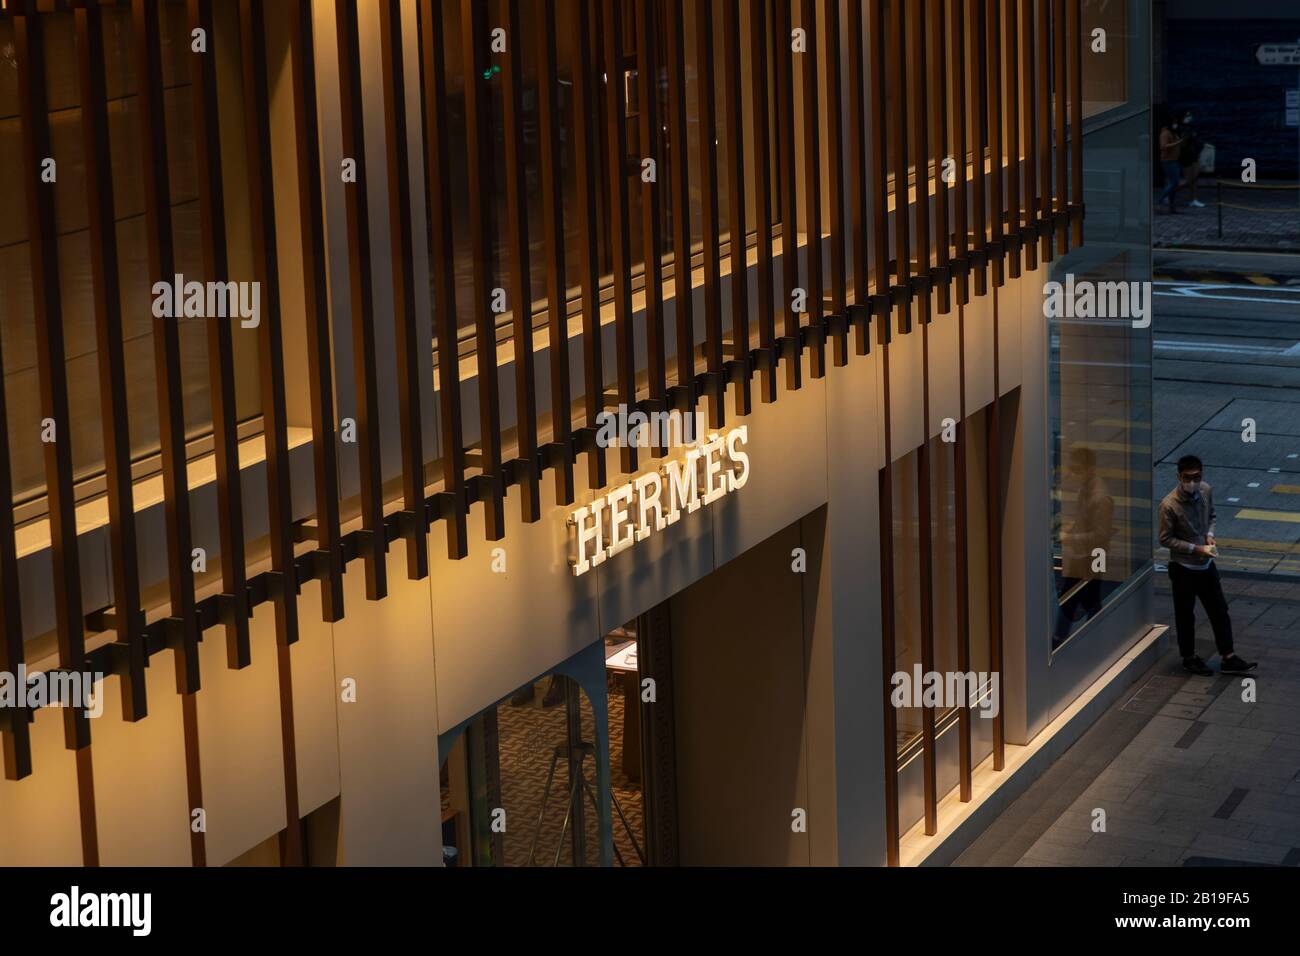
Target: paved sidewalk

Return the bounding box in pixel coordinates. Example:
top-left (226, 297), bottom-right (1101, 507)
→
top-left (957, 572), bottom-right (1300, 867)
top-left (1154, 184), bottom-right (1300, 252)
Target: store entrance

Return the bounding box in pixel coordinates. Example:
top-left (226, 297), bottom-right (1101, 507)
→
top-left (438, 628), bottom-right (651, 867)
top-left (439, 514), bottom-right (826, 867)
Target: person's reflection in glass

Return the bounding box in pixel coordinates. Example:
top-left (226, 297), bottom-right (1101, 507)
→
top-left (1053, 447), bottom-right (1115, 649)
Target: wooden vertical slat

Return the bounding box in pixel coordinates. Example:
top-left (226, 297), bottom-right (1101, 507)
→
top-left (916, 0), bottom-right (941, 817)
top-left (927, 0), bottom-right (950, 316)
top-left (189, 0), bottom-right (256, 665)
top-left (989, 293), bottom-right (1005, 771)
top-left (1004, 0), bottom-right (1022, 279)
top-left (420, 0), bottom-right (471, 552)
top-left (15, 0), bottom-right (94, 868)
top-left (571, 0), bottom-right (607, 491)
top-left (918, 363), bottom-right (937, 835)
top-left (535, 0), bottom-right (576, 501)
top-left (774, 0), bottom-right (801, 389)
top-left (77, 0), bottom-right (148, 716)
top-left (908, 0), bottom-right (931, 326)
top-left (966, 0), bottom-right (988, 297)
top-left (286, 0), bottom-right (347, 610)
top-left (1036, 0), bottom-right (1053, 262)
top-left (879, 340), bottom-right (899, 868)
top-left (912, 0), bottom-right (938, 837)
top-left (948, 0), bottom-right (969, 305)
top-left (497, 0), bottom-right (543, 507)
top-left (823, 0), bottom-right (848, 367)
top-left (1020, 0), bottom-right (1038, 271)
top-left (847, 0), bottom-right (870, 353)
top-left (867, 0), bottom-right (890, 343)
top-left (721, 0), bottom-right (751, 414)
top-left (663, 0), bottom-right (696, 404)
top-left (180, 682), bottom-right (206, 865)
top-left (954, 303), bottom-right (972, 801)
top-left (873, 0), bottom-right (900, 865)
top-left (15, 1), bottom-right (88, 754)
top-left (241, 0), bottom-right (302, 651)
top-left (988, 0), bottom-right (1005, 288)
top-left (695, 0), bottom-right (725, 428)
top-left (635, 0), bottom-right (669, 427)
top-left (798, 0), bottom-right (825, 376)
top-left (134, 0), bottom-right (201, 695)
top-left (379, 0), bottom-right (433, 571)
top-left (338, 0), bottom-right (396, 578)
top-left (0, 238), bottom-right (31, 781)
top-left (1053, 0), bottom-right (1068, 252)
top-left (1069, 0), bottom-right (1084, 247)
top-left (601, 0), bottom-right (640, 471)
top-left (75, 745), bottom-right (99, 866)
top-left (239, 0), bottom-right (303, 865)
top-left (749, 0), bottom-right (779, 400)
top-left (0, 0), bottom-right (23, 725)
top-left (887, 0), bottom-right (910, 334)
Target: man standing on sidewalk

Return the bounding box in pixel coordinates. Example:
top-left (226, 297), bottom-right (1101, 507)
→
top-left (1159, 455), bottom-right (1257, 676)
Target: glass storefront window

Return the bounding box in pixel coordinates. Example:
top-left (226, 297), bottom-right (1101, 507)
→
top-left (1048, 98), bottom-right (1153, 651)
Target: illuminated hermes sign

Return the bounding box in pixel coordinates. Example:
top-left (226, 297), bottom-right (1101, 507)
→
top-left (568, 425), bottom-right (751, 576)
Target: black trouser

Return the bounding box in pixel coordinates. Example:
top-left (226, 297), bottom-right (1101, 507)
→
top-left (1168, 562), bottom-right (1234, 659)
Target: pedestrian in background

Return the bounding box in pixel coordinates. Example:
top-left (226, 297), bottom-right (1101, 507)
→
top-left (1158, 112), bottom-right (1185, 214)
top-left (1179, 111), bottom-right (1205, 208)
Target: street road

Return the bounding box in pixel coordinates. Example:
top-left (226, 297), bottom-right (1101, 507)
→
top-left (1154, 249), bottom-right (1300, 574)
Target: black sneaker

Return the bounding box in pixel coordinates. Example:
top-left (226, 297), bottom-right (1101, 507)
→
top-left (1182, 656), bottom-right (1213, 676)
top-left (1220, 655), bottom-right (1257, 674)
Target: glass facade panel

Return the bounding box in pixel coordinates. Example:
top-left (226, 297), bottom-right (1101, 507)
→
top-left (1082, 0), bottom-right (1131, 119)
top-left (1049, 5), bottom-right (1153, 651)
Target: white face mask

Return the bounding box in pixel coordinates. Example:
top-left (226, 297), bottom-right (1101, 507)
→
top-left (1181, 479), bottom-right (1200, 496)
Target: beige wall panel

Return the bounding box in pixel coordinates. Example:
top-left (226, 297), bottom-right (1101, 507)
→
top-left (926, 308), bottom-right (963, 440)
top-left (0, 705), bottom-right (84, 865)
top-left (997, 273), bottom-right (1029, 393)
top-left (671, 522), bottom-right (811, 866)
top-left (94, 651), bottom-right (192, 866)
top-left (888, 309), bottom-right (925, 458)
top-left (292, 579), bottom-right (342, 816)
top-left (799, 510), bottom-right (838, 866)
top-left (432, 469), bottom-right (602, 731)
top-left (333, 538), bottom-right (440, 865)
top-left (824, 346), bottom-right (888, 865)
top-left (196, 608), bottom-right (288, 866)
top-left (963, 291), bottom-right (996, 414)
